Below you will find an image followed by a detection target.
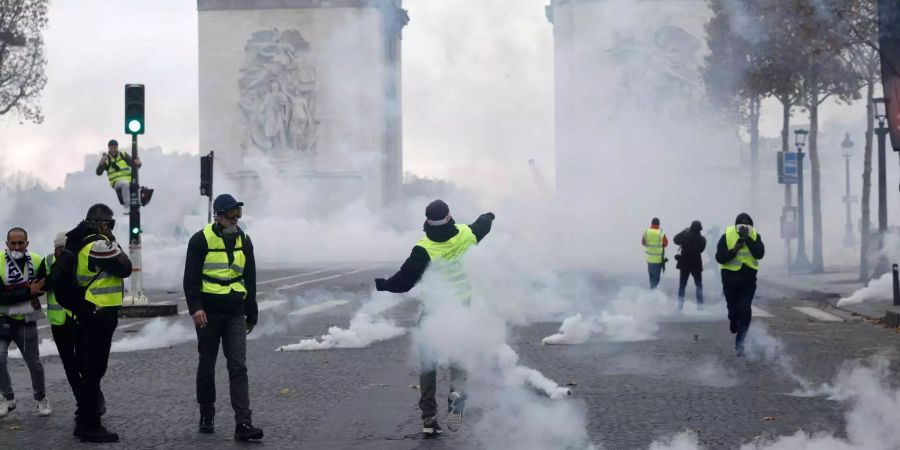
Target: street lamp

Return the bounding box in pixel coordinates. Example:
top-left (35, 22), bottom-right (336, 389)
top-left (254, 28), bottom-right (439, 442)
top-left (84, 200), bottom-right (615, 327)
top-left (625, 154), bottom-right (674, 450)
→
top-left (841, 133), bottom-right (856, 248)
top-left (874, 98), bottom-right (888, 234)
top-left (792, 129), bottom-right (813, 272)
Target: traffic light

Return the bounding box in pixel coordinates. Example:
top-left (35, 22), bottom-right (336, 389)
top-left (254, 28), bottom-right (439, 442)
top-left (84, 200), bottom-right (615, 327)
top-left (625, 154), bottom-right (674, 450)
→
top-left (200, 151), bottom-right (214, 198)
top-left (124, 84), bottom-right (145, 135)
top-left (129, 213), bottom-right (141, 242)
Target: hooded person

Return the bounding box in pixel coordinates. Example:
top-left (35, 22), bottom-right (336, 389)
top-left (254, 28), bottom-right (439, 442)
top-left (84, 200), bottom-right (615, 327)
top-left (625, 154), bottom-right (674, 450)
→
top-left (715, 213), bottom-right (765, 356)
top-left (65, 203), bottom-right (133, 442)
top-left (673, 220), bottom-right (706, 311)
top-left (374, 199), bottom-right (495, 437)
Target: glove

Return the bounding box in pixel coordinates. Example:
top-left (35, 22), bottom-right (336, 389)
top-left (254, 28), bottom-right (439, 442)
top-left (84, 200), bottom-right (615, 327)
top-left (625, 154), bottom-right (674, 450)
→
top-left (245, 321), bottom-right (255, 335)
top-left (484, 212), bottom-right (495, 221)
top-left (375, 278), bottom-right (387, 291)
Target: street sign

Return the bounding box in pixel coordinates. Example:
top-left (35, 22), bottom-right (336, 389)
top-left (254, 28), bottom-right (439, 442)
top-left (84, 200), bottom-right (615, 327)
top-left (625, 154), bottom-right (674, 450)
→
top-left (778, 151), bottom-right (799, 184)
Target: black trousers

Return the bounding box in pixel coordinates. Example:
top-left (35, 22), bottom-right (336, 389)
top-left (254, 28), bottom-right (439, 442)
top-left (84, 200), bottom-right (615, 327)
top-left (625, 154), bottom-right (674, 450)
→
top-left (196, 311), bottom-right (251, 424)
top-left (77, 307), bottom-right (118, 429)
top-left (723, 282), bottom-right (756, 342)
top-left (52, 317), bottom-right (82, 410)
top-left (677, 268), bottom-right (703, 303)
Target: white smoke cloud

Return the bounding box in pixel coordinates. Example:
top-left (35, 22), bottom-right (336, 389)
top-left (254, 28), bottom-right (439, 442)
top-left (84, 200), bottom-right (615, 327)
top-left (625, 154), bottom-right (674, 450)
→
top-left (110, 318), bottom-right (194, 353)
top-left (276, 291), bottom-right (406, 351)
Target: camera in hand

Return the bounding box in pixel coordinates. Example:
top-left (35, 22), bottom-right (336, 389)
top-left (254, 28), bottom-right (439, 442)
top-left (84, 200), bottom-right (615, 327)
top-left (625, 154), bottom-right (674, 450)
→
top-left (737, 224), bottom-right (750, 238)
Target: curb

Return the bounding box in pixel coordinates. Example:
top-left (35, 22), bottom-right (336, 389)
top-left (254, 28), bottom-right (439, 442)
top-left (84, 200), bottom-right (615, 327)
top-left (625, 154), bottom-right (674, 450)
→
top-left (760, 277), bottom-right (900, 329)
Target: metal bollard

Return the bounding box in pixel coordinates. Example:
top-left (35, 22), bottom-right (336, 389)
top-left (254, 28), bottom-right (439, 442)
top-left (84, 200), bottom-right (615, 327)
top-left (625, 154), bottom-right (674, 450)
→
top-left (893, 264), bottom-right (900, 306)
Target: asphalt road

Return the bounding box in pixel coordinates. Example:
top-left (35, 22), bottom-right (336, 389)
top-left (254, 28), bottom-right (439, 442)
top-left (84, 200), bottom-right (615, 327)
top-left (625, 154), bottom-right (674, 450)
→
top-left (2, 264), bottom-right (898, 449)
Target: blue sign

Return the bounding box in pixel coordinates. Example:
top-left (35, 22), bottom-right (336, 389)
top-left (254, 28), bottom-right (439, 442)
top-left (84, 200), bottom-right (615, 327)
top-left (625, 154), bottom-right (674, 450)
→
top-left (778, 151), bottom-right (799, 184)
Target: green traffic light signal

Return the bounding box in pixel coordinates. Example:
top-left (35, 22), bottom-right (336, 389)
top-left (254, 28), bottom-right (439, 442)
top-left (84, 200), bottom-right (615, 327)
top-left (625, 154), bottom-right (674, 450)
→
top-left (124, 84), bottom-right (145, 135)
top-left (131, 226), bottom-right (140, 235)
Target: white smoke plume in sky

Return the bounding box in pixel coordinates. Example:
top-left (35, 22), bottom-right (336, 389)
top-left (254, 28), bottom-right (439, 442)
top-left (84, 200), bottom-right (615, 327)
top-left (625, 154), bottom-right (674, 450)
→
top-left (276, 291), bottom-right (405, 351)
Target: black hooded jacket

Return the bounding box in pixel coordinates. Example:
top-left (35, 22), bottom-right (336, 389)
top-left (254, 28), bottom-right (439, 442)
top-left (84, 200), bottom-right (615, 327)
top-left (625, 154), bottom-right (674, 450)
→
top-left (673, 221), bottom-right (706, 271)
top-left (378, 213), bottom-right (494, 293)
top-left (715, 213), bottom-right (765, 285)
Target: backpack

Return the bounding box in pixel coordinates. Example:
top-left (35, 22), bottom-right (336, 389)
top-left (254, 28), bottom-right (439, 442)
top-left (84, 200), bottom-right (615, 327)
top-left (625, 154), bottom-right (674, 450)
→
top-left (50, 235), bottom-right (105, 311)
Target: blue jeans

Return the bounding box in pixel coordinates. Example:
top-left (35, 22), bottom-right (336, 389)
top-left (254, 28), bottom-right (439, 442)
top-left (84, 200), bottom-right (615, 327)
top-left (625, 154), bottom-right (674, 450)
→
top-left (647, 263), bottom-right (663, 289)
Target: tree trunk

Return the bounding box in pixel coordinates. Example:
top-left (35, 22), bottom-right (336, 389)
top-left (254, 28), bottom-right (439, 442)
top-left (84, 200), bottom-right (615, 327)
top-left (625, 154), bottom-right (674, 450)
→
top-left (781, 97), bottom-right (791, 152)
top-left (809, 70), bottom-right (825, 273)
top-left (750, 95), bottom-right (761, 209)
top-left (860, 79), bottom-right (875, 280)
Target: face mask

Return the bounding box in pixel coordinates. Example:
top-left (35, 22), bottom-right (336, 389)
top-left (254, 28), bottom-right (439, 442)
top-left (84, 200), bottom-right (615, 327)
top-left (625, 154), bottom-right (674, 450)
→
top-left (222, 225), bottom-right (239, 236)
top-left (7, 251), bottom-right (24, 260)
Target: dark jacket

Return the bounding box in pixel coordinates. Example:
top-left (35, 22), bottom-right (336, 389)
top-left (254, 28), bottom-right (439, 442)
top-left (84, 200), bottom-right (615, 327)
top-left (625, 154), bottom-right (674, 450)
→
top-left (65, 222), bottom-right (133, 279)
top-left (95, 152), bottom-right (137, 176)
top-left (0, 254), bottom-right (47, 307)
top-left (715, 213), bottom-right (765, 286)
top-left (378, 213), bottom-right (494, 293)
top-left (673, 221), bottom-right (706, 271)
top-left (183, 224), bottom-right (258, 325)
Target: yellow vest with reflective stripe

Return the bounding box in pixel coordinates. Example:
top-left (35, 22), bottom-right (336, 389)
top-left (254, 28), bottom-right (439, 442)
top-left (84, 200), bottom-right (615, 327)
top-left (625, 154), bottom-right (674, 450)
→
top-left (643, 228), bottom-right (665, 264)
top-left (43, 254), bottom-right (72, 325)
top-left (0, 251), bottom-right (44, 320)
top-left (106, 153), bottom-right (132, 186)
top-left (721, 226), bottom-right (759, 272)
top-left (76, 236), bottom-right (125, 307)
top-left (416, 225), bottom-right (478, 306)
top-left (201, 224), bottom-right (247, 298)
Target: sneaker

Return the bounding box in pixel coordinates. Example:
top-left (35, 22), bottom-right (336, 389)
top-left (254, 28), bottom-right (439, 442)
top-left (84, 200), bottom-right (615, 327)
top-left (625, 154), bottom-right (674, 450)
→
top-left (234, 423), bottom-right (263, 441)
top-left (422, 416), bottom-right (443, 437)
top-left (199, 415), bottom-right (214, 434)
top-left (79, 425), bottom-right (119, 443)
top-left (36, 398), bottom-right (51, 417)
top-left (447, 392), bottom-right (464, 432)
top-left (0, 398), bottom-right (16, 418)
top-left (676, 299), bottom-right (684, 312)
top-left (736, 344), bottom-right (746, 357)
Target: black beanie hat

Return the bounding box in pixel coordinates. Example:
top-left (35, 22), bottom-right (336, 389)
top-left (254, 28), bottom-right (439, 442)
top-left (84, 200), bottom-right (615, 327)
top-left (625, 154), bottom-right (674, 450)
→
top-left (108, 139), bottom-right (118, 147)
top-left (425, 200), bottom-right (450, 223)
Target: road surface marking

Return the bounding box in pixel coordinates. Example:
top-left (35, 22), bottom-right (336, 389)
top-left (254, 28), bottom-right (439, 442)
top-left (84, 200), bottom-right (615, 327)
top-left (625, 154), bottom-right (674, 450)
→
top-left (288, 300), bottom-right (350, 317)
top-left (257, 299), bottom-right (287, 312)
top-left (256, 264), bottom-right (357, 286)
top-left (275, 264), bottom-right (383, 291)
top-left (751, 306), bottom-right (773, 318)
top-left (792, 306), bottom-right (843, 322)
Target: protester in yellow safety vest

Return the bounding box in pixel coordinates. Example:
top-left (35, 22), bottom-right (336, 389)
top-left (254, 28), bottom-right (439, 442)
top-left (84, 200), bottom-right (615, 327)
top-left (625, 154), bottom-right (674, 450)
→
top-left (43, 232), bottom-right (92, 420)
top-left (642, 218), bottom-right (669, 289)
top-left (95, 139), bottom-right (142, 214)
top-left (183, 194), bottom-right (263, 442)
top-left (65, 204), bottom-right (132, 442)
top-left (715, 213), bottom-right (765, 356)
top-left (375, 199), bottom-right (494, 437)
top-left (0, 227), bottom-right (49, 419)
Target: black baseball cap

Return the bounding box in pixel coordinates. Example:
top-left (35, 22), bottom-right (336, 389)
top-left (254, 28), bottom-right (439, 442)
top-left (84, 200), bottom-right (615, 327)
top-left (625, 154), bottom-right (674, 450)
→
top-left (108, 139), bottom-right (118, 146)
top-left (213, 194), bottom-right (244, 212)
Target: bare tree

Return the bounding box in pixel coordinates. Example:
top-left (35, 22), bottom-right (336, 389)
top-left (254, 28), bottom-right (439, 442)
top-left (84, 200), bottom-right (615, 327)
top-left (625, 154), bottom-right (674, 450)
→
top-left (0, 0), bottom-right (48, 124)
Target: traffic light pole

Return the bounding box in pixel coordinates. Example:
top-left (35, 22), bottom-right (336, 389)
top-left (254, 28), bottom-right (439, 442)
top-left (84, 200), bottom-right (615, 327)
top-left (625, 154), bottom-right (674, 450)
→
top-left (128, 133), bottom-right (147, 305)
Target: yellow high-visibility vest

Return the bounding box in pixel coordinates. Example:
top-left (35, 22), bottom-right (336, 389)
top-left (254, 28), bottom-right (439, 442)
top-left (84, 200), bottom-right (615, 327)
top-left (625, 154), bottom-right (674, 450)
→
top-left (643, 228), bottom-right (665, 264)
top-left (201, 224), bottom-right (247, 298)
top-left (76, 236), bottom-right (124, 308)
top-left (721, 226), bottom-right (760, 272)
top-left (106, 153), bottom-right (132, 186)
top-left (416, 225), bottom-right (478, 306)
top-left (43, 254), bottom-right (73, 325)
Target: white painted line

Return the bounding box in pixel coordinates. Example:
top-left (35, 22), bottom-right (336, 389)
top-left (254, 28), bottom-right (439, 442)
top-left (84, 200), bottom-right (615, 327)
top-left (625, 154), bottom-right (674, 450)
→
top-left (257, 264), bottom-right (358, 286)
top-left (257, 299), bottom-right (287, 312)
top-left (275, 264), bottom-right (383, 291)
top-left (792, 306), bottom-right (844, 322)
top-left (288, 300), bottom-right (350, 317)
top-left (751, 306), bottom-right (774, 318)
